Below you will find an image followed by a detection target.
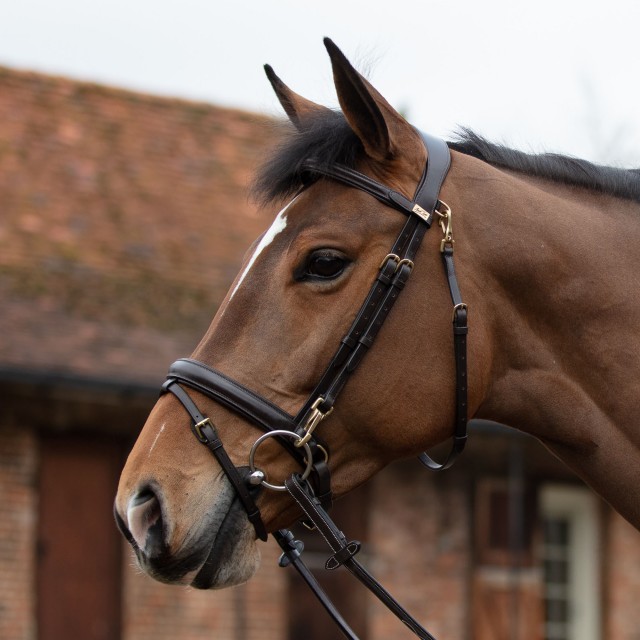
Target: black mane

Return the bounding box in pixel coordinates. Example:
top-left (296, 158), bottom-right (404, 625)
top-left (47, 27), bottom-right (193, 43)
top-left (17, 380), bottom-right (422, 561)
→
top-left (253, 112), bottom-right (640, 205)
top-left (450, 128), bottom-right (640, 204)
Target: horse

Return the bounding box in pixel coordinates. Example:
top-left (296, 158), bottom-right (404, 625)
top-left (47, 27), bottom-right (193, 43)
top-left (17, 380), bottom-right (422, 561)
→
top-left (115, 36), bottom-right (640, 624)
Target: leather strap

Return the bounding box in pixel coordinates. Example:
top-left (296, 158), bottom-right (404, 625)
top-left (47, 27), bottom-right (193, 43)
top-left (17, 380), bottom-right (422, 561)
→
top-left (167, 359), bottom-right (299, 434)
top-left (284, 474), bottom-right (437, 640)
top-left (273, 529), bottom-right (359, 640)
top-left (415, 132), bottom-right (452, 214)
top-left (295, 216), bottom-right (420, 420)
top-left (298, 132), bottom-right (467, 470)
top-left (297, 131), bottom-right (448, 423)
top-left (418, 247), bottom-right (468, 470)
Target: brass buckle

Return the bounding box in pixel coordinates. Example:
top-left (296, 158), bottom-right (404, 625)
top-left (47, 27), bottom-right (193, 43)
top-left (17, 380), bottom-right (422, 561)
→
top-left (379, 253), bottom-right (400, 269)
top-left (194, 417), bottom-right (213, 442)
top-left (395, 258), bottom-right (414, 272)
top-left (379, 254), bottom-right (413, 273)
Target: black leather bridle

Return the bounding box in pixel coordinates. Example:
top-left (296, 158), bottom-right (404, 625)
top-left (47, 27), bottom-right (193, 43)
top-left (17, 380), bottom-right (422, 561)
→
top-left (161, 132), bottom-right (467, 640)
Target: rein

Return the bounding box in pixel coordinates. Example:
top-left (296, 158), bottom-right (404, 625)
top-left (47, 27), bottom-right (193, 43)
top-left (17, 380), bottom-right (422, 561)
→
top-left (161, 132), bottom-right (467, 639)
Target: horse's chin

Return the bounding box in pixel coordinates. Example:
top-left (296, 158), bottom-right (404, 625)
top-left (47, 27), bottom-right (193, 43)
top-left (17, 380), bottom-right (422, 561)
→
top-left (131, 495), bottom-right (262, 590)
top-left (189, 524), bottom-right (261, 590)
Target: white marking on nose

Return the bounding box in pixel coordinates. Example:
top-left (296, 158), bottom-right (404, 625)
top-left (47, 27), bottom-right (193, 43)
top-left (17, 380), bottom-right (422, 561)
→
top-left (148, 422), bottom-right (165, 457)
top-left (228, 198), bottom-right (294, 301)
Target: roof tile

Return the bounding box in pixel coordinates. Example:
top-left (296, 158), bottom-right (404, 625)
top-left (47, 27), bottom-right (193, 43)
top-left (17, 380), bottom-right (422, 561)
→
top-left (0, 66), bottom-right (283, 384)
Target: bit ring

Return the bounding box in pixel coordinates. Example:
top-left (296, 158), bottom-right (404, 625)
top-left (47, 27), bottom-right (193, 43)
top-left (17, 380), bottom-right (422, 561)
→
top-left (249, 430), bottom-right (313, 492)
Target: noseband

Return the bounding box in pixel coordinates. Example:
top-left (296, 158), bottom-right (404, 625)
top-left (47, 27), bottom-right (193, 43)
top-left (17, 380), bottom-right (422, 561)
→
top-left (161, 132), bottom-right (467, 640)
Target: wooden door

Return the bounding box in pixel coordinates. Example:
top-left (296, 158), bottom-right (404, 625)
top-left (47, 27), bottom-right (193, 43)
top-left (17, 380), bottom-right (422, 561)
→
top-left (37, 436), bottom-right (123, 640)
top-left (472, 478), bottom-right (543, 640)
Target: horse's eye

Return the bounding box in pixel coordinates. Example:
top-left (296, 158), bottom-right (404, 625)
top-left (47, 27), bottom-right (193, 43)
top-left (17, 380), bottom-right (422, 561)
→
top-left (298, 250), bottom-right (349, 281)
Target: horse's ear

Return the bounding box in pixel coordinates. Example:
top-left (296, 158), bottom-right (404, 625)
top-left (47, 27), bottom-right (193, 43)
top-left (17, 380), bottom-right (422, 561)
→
top-left (324, 38), bottom-right (410, 163)
top-left (264, 64), bottom-right (331, 131)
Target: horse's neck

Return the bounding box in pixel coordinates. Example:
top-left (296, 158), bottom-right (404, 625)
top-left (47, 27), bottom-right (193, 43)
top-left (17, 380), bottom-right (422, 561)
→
top-left (460, 162), bottom-right (640, 528)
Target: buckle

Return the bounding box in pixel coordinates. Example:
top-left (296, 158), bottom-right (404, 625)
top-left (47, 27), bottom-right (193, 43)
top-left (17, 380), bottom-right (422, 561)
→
top-left (193, 417), bottom-right (213, 443)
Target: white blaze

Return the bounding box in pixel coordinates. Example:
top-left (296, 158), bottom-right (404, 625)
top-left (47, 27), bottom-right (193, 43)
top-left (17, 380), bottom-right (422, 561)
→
top-left (228, 198), bottom-right (293, 301)
top-left (148, 422), bottom-right (165, 457)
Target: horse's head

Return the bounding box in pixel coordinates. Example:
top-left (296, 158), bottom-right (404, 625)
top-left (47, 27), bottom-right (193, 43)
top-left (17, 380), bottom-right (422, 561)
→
top-left (115, 39), bottom-right (482, 590)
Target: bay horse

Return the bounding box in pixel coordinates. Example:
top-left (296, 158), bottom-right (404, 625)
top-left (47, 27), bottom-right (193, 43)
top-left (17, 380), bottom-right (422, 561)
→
top-left (115, 37), bottom-right (640, 631)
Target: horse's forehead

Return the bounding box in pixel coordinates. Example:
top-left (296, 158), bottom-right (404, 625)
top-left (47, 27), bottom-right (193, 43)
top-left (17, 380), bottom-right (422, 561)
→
top-left (284, 181), bottom-right (387, 235)
top-left (229, 198), bottom-right (294, 301)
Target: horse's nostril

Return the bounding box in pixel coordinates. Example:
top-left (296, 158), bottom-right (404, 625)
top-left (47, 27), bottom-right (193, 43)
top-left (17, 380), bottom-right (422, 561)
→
top-left (127, 487), bottom-right (164, 556)
top-left (130, 488), bottom-right (156, 508)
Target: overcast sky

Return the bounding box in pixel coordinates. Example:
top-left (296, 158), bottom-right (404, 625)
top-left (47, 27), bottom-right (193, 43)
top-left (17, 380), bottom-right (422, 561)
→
top-left (1, 0), bottom-right (638, 166)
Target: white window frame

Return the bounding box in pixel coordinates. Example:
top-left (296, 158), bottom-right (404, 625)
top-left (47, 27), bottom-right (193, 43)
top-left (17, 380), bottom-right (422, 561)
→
top-left (539, 484), bottom-right (601, 640)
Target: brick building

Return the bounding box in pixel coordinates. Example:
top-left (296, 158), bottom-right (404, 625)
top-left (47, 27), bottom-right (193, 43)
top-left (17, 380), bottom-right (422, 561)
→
top-left (0, 67), bottom-right (638, 640)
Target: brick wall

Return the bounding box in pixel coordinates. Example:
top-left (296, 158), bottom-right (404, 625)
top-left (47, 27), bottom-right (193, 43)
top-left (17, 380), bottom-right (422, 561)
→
top-left (0, 426), bottom-right (37, 640)
top-left (367, 463), bottom-right (471, 640)
top-left (604, 509), bottom-right (640, 640)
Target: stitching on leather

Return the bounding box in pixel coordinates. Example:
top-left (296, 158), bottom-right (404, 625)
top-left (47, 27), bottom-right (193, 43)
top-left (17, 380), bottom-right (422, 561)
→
top-left (287, 477), bottom-right (343, 550)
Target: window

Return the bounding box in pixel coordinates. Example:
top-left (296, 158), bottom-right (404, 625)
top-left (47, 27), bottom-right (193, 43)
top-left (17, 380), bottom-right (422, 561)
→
top-left (475, 478), bottom-right (536, 566)
top-left (539, 486), bottom-right (601, 640)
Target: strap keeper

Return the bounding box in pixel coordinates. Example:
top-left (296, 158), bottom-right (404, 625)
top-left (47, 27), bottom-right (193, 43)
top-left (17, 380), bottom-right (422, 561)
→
top-left (325, 540), bottom-right (361, 570)
top-left (340, 335), bottom-right (357, 349)
top-left (160, 379), bottom-right (174, 395)
top-left (410, 203), bottom-right (433, 224)
top-left (358, 334), bottom-right (374, 348)
top-left (277, 531), bottom-right (305, 567)
top-left (392, 263), bottom-right (413, 288)
top-left (247, 509), bottom-right (268, 542)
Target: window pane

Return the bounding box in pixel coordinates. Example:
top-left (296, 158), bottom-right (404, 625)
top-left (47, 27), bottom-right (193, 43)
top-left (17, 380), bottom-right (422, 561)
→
top-left (542, 516), bottom-right (572, 640)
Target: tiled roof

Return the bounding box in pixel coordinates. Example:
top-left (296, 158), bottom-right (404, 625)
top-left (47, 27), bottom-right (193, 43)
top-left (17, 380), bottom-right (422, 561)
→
top-left (0, 67), bottom-right (281, 385)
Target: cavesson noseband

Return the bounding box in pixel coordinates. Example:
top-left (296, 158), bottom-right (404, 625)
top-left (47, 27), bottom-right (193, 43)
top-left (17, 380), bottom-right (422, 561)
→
top-left (161, 132), bottom-right (468, 640)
